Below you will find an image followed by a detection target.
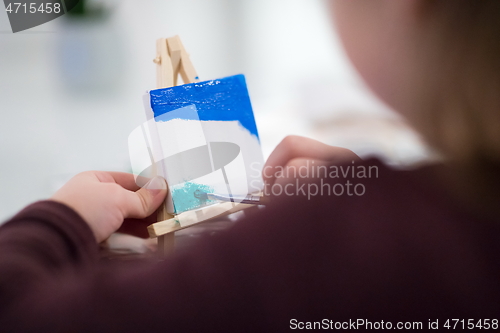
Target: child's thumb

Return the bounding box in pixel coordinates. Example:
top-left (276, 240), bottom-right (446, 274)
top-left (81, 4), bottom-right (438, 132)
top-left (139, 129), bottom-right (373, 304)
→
top-left (129, 176), bottom-right (168, 218)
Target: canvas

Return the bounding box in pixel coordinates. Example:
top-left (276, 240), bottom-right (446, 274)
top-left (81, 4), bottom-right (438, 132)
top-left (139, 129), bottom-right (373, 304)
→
top-left (129, 74), bottom-right (264, 215)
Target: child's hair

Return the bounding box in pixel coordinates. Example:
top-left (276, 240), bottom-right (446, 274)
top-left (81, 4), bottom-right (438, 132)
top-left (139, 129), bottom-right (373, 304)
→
top-left (411, 0), bottom-right (500, 170)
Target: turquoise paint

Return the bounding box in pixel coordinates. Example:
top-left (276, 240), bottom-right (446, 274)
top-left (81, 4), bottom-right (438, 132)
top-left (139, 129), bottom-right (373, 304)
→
top-left (170, 182), bottom-right (217, 214)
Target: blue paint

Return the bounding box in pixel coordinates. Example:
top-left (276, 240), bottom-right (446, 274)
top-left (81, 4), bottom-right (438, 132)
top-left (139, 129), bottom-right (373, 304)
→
top-left (170, 181), bottom-right (217, 214)
top-left (149, 74), bottom-right (259, 138)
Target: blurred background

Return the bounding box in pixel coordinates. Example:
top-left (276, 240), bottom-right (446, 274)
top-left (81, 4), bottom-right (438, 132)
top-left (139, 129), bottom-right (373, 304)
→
top-left (0, 0), bottom-right (430, 222)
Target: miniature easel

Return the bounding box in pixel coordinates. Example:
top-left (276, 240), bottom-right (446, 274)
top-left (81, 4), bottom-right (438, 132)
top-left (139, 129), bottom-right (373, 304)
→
top-left (149, 36), bottom-right (253, 258)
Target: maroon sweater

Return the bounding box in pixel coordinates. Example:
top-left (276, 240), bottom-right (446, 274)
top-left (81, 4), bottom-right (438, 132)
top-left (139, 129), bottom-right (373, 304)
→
top-left (0, 160), bottom-right (499, 332)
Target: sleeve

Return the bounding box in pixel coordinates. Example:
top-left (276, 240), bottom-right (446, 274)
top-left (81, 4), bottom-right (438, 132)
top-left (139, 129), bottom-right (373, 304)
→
top-left (0, 200), bottom-right (99, 313)
top-left (0, 202), bottom-right (292, 333)
top-left (0, 160), bottom-right (399, 332)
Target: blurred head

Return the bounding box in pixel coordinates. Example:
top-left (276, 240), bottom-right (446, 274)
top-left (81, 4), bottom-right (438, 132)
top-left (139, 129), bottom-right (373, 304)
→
top-left (330, 0), bottom-right (500, 169)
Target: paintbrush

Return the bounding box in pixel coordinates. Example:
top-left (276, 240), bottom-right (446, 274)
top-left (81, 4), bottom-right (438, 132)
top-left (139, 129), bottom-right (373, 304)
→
top-left (194, 190), bottom-right (267, 205)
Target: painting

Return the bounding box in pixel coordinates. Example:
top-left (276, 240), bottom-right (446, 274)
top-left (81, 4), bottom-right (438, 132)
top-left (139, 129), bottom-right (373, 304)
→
top-left (129, 74), bottom-right (264, 215)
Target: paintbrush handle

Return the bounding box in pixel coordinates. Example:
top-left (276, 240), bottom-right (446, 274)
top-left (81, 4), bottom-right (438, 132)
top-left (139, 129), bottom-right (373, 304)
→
top-left (207, 193), bottom-right (267, 205)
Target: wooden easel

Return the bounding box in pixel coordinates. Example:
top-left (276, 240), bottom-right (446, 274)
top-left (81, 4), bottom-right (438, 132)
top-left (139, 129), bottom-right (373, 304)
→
top-left (153, 36), bottom-right (199, 89)
top-left (149, 36), bottom-right (254, 258)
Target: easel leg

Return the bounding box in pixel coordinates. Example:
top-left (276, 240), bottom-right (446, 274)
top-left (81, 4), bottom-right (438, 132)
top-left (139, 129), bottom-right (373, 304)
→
top-left (157, 233), bottom-right (175, 258)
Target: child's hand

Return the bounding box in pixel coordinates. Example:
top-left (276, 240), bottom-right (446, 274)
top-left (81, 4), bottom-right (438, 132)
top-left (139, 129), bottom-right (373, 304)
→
top-left (51, 171), bottom-right (167, 243)
top-left (263, 135), bottom-right (361, 187)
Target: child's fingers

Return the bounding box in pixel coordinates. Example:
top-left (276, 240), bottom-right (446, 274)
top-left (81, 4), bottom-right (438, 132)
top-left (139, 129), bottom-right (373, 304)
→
top-left (263, 136), bottom-right (361, 187)
top-left (100, 171), bottom-right (143, 192)
top-left (120, 177), bottom-right (168, 219)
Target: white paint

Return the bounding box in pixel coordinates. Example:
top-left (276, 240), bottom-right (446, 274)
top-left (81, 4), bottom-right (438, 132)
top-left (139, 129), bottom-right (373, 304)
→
top-left (200, 120), bottom-right (265, 191)
top-left (220, 151), bottom-right (248, 197)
